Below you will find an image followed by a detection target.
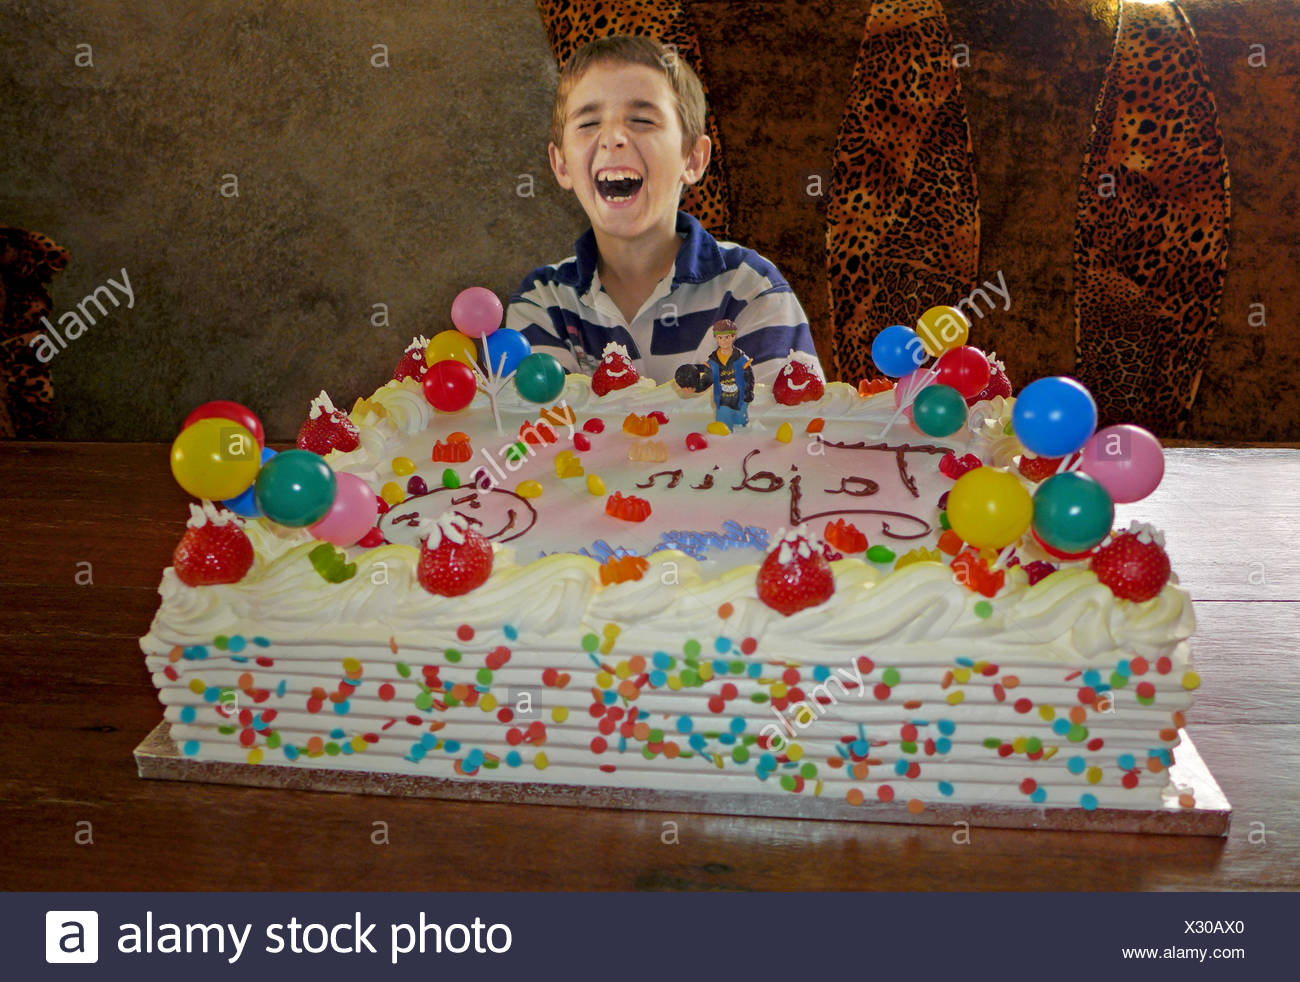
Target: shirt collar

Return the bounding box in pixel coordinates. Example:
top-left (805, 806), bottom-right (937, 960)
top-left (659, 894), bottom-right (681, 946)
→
top-left (574, 211), bottom-right (723, 300)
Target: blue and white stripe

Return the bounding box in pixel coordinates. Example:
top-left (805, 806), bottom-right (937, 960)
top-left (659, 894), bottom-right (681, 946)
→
top-left (506, 211), bottom-right (822, 385)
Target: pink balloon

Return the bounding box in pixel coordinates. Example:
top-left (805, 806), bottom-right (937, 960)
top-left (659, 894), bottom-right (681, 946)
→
top-left (1079, 424), bottom-right (1164, 503)
top-left (894, 368), bottom-right (935, 408)
top-left (450, 287), bottom-right (503, 339)
top-left (309, 472), bottom-right (380, 546)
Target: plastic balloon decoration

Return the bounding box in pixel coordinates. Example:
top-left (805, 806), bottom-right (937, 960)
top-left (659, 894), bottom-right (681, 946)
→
top-left (1079, 424), bottom-right (1165, 504)
top-left (422, 359), bottom-right (478, 412)
top-left (449, 287), bottom-right (503, 339)
top-left (309, 471), bottom-right (379, 546)
top-left (1012, 376), bottom-right (1098, 458)
top-left (170, 417), bottom-right (261, 500)
top-left (916, 305), bottom-right (970, 358)
top-left (222, 446), bottom-right (277, 517)
top-left (871, 325), bottom-right (927, 378)
top-left (254, 449), bottom-right (337, 527)
top-left (424, 329), bottom-right (478, 368)
top-left (181, 400), bottom-right (266, 447)
top-left (1031, 471), bottom-right (1115, 554)
top-left (912, 383), bottom-right (967, 438)
top-left (874, 307), bottom-right (977, 439)
top-left (855, 303), bottom-right (1168, 576)
top-left (479, 328), bottom-right (531, 378)
top-left (947, 467), bottom-right (1033, 549)
top-left (513, 351), bottom-right (566, 403)
top-left (934, 346), bottom-right (990, 399)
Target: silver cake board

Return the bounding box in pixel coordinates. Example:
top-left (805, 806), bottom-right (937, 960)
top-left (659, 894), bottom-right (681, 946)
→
top-left (134, 722), bottom-right (1230, 836)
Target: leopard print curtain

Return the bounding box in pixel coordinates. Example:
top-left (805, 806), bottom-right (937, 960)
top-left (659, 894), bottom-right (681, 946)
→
top-left (0, 228), bottom-right (67, 438)
top-left (1074, 0), bottom-right (1230, 436)
top-left (826, 0), bottom-right (980, 384)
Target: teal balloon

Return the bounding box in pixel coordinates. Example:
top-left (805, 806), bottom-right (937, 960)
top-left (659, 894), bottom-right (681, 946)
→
top-left (912, 383), bottom-right (967, 437)
top-left (513, 351), bottom-right (566, 403)
top-left (1032, 471), bottom-right (1114, 554)
top-left (254, 449), bottom-right (337, 527)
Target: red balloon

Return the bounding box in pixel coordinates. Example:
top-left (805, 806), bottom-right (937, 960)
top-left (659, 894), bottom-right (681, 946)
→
top-left (181, 400), bottom-right (265, 447)
top-left (934, 346), bottom-right (991, 399)
top-left (1031, 526), bottom-right (1096, 562)
top-left (421, 359), bottom-right (478, 412)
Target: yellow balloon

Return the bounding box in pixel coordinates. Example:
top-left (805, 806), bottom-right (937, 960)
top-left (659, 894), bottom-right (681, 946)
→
top-left (917, 305), bottom-right (970, 358)
top-left (170, 418), bottom-right (260, 500)
top-left (425, 330), bottom-right (479, 368)
top-left (946, 466), bottom-right (1033, 549)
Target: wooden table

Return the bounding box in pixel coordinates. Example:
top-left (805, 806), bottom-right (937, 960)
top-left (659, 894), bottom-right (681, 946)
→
top-left (1, 442), bottom-right (1297, 891)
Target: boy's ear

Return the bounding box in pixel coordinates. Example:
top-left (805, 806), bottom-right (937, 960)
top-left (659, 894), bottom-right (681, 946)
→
top-left (548, 142), bottom-right (575, 191)
top-left (681, 134), bottom-right (711, 187)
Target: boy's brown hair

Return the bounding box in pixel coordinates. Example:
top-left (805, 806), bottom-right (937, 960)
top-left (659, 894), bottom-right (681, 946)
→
top-left (549, 35), bottom-right (707, 158)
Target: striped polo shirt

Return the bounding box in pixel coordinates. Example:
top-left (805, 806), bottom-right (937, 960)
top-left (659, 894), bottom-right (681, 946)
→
top-left (505, 211), bottom-right (821, 385)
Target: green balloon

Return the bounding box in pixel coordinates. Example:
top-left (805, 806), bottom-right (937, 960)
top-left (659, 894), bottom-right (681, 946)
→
top-left (1032, 471), bottom-right (1114, 553)
top-left (254, 449), bottom-right (337, 527)
top-left (912, 383), bottom-right (967, 437)
top-left (513, 351), bottom-right (566, 403)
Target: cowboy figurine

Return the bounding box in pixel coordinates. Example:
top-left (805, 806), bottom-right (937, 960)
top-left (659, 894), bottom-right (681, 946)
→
top-left (674, 319), bottom-right (755, 428)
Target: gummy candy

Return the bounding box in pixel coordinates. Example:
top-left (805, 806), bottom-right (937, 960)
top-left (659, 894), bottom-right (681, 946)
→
top-left (605, 492), bottom-right (651, 522)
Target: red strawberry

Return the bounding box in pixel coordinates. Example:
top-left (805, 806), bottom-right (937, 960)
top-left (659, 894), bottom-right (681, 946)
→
top-left (1089, 523), bottom-right (1171, 602)
top-left (772, 354), bottom-right (825, 406)
top-left (591, 342), bottom-right (639, 396)
top-left (172, 502), bottom-right (255, 586)
top-left (966, 352), bottom-right (1011, 405)
top-left (1021, 560), bottom-right (1057, 586)
top-left (297, 390), bottom-right (360, 454)
top-left (1018, 452), bottom-right (1081, 483)
top-left (756, 526), bottom-right (835, 616)
top-left (393, 335), bottom-right (430, 382)
top-left (416, 513), bottom-right (494, 596)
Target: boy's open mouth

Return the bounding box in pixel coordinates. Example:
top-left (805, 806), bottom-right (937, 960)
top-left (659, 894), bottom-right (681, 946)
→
top-left (595, 168), bottom-right (644, 203)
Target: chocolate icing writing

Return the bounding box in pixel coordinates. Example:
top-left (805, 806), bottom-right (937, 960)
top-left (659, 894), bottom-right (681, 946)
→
top-left (636, 469), bottom-right (683, 489)
top-left (826, 475), bottom-right (880, 496)
top-left (788, 472), bottom-right (932, 541)
top-left (379, 487), bottom-right (537, 544)
top-left (815, 438), bottom-right (951, 498)
top-left (730, 449), bottom-right (783, 494)
top-left (691, 465), bottom-right (719, 490)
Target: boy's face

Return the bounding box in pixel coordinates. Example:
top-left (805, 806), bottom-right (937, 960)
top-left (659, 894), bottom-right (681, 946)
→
top-left (550, 62), bottom-right (710, 243)
top-left (714, 331), bottom-right (734, 357)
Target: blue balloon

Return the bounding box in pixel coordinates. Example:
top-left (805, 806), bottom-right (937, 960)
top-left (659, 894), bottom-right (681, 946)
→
top-left (871, 324), bottom-right (927, 378)
top-left (1032, 472), bottom-right (1114, 554)
top-left (223, 446), bottom-right (277, 517)
top-left (479, 328), bottom-right (531, 378)
top-left (1012, 376), bottom-right (1097, 457)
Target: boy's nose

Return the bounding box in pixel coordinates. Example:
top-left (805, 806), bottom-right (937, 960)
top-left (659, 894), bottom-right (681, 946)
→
top-left (599, 125), bottom-right (628, 149)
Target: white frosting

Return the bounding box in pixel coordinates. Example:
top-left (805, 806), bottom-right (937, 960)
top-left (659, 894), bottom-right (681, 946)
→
top-left (187, 500), bottom-right (244, 530)
top-left (307, 389), bottom-right (340, 420)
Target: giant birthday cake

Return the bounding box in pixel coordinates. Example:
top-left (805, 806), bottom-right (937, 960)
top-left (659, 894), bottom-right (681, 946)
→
top-left (141, 315), bottom-right (1202, 819)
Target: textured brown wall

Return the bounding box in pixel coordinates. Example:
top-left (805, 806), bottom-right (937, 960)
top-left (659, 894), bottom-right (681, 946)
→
top-left (2, 0), bottom-right (1295, 441)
